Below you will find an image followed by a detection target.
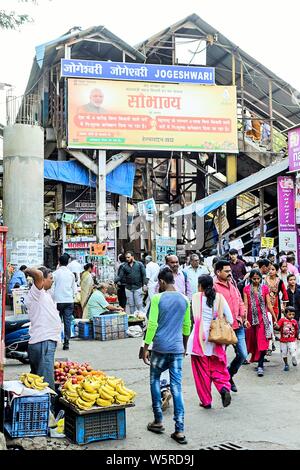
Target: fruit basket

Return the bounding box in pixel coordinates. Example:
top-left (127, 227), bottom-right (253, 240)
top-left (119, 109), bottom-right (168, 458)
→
top-left (4, 394), bottom-right (50, 438)
top-left (60, 398), bottom-right (134, 445)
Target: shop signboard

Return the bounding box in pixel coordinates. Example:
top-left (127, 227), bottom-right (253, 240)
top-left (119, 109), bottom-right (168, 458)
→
top-left (261, 237), bottom-right (274, 248)
top-left (156, 236), bottom-right (177, 265)
top-left (89, 243), bottom-right (108, 256)
top-left (67, 78), bottom-right (238, 153)
top-left (62, 213), bottom-right (76, 224)
top-left (278, 175), bottom-right (297, 252)
top-left (288, 127), bottom-right (300, 172)
top-left (66, 242), bottom-right (90, 249)
top-left (65, 185), bottom-right (96, 213)
top-left (61, 59), bottom-right (215, 85)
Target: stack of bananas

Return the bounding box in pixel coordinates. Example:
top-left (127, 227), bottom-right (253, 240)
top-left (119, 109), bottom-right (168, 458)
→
top-left (61, 375), bottom-right (136, 411)
top-left (20, 373), bottom-right (49, 391)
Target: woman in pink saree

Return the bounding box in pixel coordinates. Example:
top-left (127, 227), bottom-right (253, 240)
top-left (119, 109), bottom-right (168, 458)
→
top-left (187, 275), bottom-right (233, 409)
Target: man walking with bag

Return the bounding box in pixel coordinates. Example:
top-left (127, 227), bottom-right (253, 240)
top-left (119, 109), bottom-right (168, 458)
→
top-left (214, 260), bottom-right (248, 392)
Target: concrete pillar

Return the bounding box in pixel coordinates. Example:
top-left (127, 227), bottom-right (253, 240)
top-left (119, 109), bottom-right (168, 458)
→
top-left (3, 124), bottom-right (44, 266)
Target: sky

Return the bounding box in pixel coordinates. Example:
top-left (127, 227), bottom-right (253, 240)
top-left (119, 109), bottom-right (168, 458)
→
top-left (1, 0), bottom-right (300, 98)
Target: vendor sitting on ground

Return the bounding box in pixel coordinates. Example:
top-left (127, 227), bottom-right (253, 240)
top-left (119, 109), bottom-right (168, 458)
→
top-left (87, 282), bottom-right (123, 320)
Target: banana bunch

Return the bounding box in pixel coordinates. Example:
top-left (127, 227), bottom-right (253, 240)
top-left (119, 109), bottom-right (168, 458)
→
top-left (99, 376), bottom-right (136, 406)
top-left (20, 373), bottom-right (49, 391)
top-left (62, 375), bottom-right (136, 410)
top-left (61, 380), bottom-right (80, 404)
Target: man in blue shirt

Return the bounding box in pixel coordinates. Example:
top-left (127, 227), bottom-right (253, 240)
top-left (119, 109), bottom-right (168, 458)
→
top-left (8, 265), bottom-right (27, 294)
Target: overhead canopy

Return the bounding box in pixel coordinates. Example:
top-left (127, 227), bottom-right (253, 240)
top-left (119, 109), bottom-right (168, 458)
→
top-left (44, 160), bottom-right (136, 197)
top-left (173, 158), bottom-right (288, 218)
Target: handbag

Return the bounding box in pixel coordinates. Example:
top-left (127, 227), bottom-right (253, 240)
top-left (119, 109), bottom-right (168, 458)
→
top-left (208, 294), bottom-right (238, 346)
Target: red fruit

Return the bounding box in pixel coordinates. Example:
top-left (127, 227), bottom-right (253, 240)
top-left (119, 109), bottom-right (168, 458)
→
top-left (77, 370), bottom-right (83, 375)
top-left (86, 365), bottom-right (92, 372)
top-left (64, 367), bottom-right (69, 373)
top-left (72, 378), bottom-right (77, 384)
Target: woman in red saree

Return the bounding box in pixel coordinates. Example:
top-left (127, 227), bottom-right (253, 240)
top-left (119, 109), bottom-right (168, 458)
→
top-left (244, 269), bottom-right (276, 377)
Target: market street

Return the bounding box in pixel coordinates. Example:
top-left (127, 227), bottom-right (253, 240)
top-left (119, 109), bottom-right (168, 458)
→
top-left (5, 336), bottom-right (300, 450)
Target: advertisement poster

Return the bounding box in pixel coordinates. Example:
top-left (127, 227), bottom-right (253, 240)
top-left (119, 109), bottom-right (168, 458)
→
top-left (288, 127), bottom-right (300, 172)
top-left (278, 176), bottom-right (296, 252)
top-left (295, 175), bottom-right (300, 225)
top-left (67, 79), bottom-right (238, 152)
top-left (156, 237), bottom-right (177, 265)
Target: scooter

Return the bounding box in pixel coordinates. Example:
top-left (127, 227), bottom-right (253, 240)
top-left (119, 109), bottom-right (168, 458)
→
top-left (5, 315), bottom-right (30, 364)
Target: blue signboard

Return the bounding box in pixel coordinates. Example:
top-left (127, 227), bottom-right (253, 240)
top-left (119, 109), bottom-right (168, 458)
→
top-left (61, 59), bottom-right (215, 85)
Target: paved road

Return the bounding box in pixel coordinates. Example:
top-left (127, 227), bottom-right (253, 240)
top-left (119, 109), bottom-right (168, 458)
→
top-left (5, 336), bottom-right (300, 450)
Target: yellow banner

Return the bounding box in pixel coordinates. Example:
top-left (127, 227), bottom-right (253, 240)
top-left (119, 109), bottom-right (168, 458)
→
top-left (67, 79), bottom-right (238, 152)
top-left (261, 237), bottom-right (274, 248)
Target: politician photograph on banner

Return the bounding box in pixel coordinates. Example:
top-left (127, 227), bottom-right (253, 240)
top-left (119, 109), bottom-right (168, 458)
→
top-left (67, 78), bottom-right (238, 152)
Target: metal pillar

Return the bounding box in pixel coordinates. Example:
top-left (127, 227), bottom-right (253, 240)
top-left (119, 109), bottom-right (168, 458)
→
top-left (226, 154), bottom-right (237, 228)
top-left (259, 188), bottom-right (265, 238)
top-left (96, 150), bottom-right (107, 242)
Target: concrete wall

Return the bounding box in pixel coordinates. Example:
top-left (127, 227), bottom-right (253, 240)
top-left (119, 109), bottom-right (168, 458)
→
top-left (3, 124), bottom-right (44, 265)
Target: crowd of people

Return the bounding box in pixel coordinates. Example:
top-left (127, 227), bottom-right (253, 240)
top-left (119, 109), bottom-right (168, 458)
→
top-left (9, 245), bottom-right (300, 446)
top-left (140, 249), bottom-right (300, 445)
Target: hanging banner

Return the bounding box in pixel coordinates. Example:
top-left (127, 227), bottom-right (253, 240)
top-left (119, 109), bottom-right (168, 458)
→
top-left (278, 175), bottom-right (296, 252)
top-left (295, 175), bottom-right (300, 225)
top-left (67, 79), bottom-right (238, 153)
top-left (137, 198), bottom-right (157, 216)
top-left (156, 237), bottom-right (177, 265)
top-left (288, 127), bottom-right (300, 172)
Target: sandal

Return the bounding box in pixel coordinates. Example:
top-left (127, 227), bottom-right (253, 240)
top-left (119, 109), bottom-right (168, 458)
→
top-left (171, 432), bottom-right (188, 445)
top-left (147, 422), bottom-right (165, 434)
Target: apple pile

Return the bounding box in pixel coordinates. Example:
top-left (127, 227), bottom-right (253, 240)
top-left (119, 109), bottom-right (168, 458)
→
top-left (54, 361), bottom-right (105, 386)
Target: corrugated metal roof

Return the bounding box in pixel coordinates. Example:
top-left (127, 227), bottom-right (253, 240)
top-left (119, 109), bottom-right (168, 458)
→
top-left (25, 25), bottom-right (146, 94)
top-left (137, 13), bottom-right (300, 133)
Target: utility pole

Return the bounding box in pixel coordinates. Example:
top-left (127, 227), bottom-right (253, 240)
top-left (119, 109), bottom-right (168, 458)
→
top-left (96, 150), bottom-right (107, 242)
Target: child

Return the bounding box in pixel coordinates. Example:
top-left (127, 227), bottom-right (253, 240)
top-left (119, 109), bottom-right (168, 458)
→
top-left (274, 306), bottom-right (298, 371)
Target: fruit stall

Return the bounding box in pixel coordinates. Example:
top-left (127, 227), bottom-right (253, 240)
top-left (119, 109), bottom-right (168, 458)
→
top-left (55, 360), bottom-right (136, 445)
top-left (3, 360), bottom-right (136, 445)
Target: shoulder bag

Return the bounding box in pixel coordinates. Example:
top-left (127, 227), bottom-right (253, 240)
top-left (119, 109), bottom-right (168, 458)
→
top-left (208, 293), bottom-right (238, 346)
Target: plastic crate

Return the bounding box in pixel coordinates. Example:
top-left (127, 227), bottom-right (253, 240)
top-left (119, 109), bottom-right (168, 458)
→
top-left (64, 407), bottom-right (126, 445)
top-left (78, 321), bottom-right (94, 340)
top-left (4, 394), bottom-right (50, 438)
top-left (92, 314), bottom-right (128, 341)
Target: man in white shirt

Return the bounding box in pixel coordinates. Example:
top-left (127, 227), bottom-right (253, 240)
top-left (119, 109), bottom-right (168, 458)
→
top-left (145, 255), bottom-right (160, 311)
top-left (67, 255), bottom-right (84, 285)
top-left (53, 254), bottom-right (77, 350)
top-left (25, 266), bottom-right (62, 390)
top-left (184, 254), bottom-right (209, 295)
